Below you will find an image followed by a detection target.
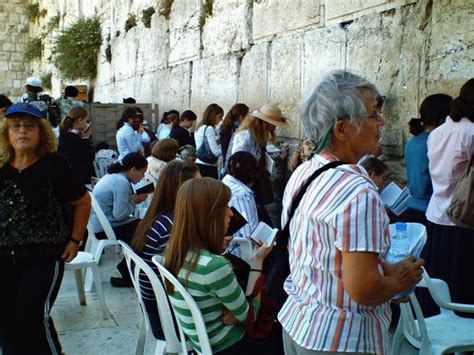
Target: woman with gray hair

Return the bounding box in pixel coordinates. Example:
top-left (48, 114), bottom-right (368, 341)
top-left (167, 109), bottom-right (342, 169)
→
top-left (278, 70), bottom-right (424, 354)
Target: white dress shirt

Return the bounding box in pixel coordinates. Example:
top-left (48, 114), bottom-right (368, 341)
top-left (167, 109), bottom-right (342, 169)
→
top-left (426, 117), bottom-right (474, 226)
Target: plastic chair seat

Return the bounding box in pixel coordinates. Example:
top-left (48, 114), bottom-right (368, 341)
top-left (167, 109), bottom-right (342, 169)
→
top-left (65, 251), bottom-right (109, 320)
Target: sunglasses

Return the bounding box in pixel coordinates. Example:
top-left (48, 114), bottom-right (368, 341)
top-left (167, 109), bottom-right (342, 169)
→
top-left (8, 122), bottom-right (40, 131)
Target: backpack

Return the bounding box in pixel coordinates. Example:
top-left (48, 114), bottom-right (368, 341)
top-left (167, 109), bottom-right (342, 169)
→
top-left (22, 93), bottom-right (58, 126)
top-left (246, 161), bottom-right (345, 339)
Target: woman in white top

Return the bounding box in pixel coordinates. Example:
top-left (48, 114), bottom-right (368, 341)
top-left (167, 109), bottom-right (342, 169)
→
top-left (425, 78), bottom-right (474, 315)
top-left (156, 110), bottom-right (179, 140)
top-left (195, 103), bottom-right (223, 179)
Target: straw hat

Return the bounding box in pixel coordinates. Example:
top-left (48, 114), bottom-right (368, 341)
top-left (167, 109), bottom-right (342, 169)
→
top-left (248, 104), bottom-right (288, 128)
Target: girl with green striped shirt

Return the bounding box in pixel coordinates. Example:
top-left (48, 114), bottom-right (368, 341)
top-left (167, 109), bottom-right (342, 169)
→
top-left (164, 178), bottom-right (272, 353)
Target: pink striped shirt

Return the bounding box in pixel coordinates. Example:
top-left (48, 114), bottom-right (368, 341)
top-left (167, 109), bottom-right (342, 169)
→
top-left (277, 153), bottom-right (391, 354)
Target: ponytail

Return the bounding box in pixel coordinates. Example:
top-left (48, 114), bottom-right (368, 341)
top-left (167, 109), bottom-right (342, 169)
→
top-left (59, 106), bottom-right (88, 136)
top-left (108, 152), bottom-right (147, 175)
top-left (408, 118), bottom-right (424, 136)
top-left (59, 116), bottom-right (74, 136)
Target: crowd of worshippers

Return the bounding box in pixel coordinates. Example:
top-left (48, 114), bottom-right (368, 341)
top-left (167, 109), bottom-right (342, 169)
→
top-left (0, 72), bottom-right (473, 355)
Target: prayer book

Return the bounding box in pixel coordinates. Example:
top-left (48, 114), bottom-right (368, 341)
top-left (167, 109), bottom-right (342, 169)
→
top-left (249, 222), bottom-right (278, 247)
top-left (380, 182), bottom-right (412, 216)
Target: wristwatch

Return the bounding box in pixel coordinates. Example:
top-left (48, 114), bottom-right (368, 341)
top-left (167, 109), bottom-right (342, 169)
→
top-left (69, 238), bottom-right (83, 247)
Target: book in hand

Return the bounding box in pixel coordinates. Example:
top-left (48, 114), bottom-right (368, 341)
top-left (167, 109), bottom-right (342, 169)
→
top-left (265, 152), bottom-right (276, 174)
top-left (135, 182), bottom-right (155, 195)
top-left (380, 182), bottom-right (412, 216)
top-left (249, 221), bottom-right (278, 247)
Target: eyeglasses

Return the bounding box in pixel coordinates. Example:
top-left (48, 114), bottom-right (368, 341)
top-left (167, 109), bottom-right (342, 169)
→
top-left (8, 122), bottom-right (40, 131)
top-left (364, 112), bottom-right (384, 121)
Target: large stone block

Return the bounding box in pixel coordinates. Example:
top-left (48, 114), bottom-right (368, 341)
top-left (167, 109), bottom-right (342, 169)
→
top-left (201, 0), bottom-right (251, 57)
top-left (426, 0), bottom-right (474, 96)
top-left (301, 25), bottom-right (346, 97)
top-left (168, 0), bottom-right (202, 66)
top-left (239, 42), bottom-right (269, 110)
top-left (253, 0), bottom-right (321, 41)
top-left (269, 35), bottom-right (302, 138)
top-left (190, 55), bottom-right (240, 118)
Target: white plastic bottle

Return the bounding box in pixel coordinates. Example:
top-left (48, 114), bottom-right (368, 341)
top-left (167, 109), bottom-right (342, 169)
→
top-left (387, 222), bottom-right (411, 298)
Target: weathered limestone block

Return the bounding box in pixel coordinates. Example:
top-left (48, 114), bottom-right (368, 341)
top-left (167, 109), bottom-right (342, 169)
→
top-left (301, 25), bottom-right (346, 97)
top-left (269, 35), bottom-right (302, 138)
top-left (201, 0), bottom-right (251, 58)
top-left (168, 0), bottom-right (202, 66)
top-left (111, 29), bottom-right (140, 79)
top-left (327, 0), bottom-right (390, 20)
top-left (190, 55), bottom-right (240, 117)
top-left (158, 63), bottom-right (192, 115)
top-left (253, 0), bottom-right (321, 41)
top-left (239, 42), bottom-right (269, 110)
top-left (426, 0), bottom-right (474, 96)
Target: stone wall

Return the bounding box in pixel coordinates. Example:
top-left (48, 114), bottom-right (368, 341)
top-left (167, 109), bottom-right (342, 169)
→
top-left (18, 0), bottom-right (474, 180)
top-left (0, 0), bottom-right (30, 101)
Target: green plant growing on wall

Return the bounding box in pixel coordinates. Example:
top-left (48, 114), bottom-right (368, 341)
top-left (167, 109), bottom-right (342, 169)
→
top-left (124, 14), bottom-right (137, 32)
top-left (159, 0), bottom-right (174, 20)
top-left (142, 7), bottom-right (156, 28)
top-left (24, 37), bottom-right (42, 61)
top-left (115, 30), bottom-right (120, 37)
top-left (40, 72), bottom-right (52, 89)
top-left (46, 13), bottom-right (60, 33)
top-left (24, 3), bottom-right (40, 22)
top-left (105, 33), bottom-right (112, 63)
top-left (53, 17), bottom-right (102, 80)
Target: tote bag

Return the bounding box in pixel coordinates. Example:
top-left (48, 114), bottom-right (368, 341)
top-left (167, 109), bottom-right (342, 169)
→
top-left (447, 158), bottom-right (474, 229)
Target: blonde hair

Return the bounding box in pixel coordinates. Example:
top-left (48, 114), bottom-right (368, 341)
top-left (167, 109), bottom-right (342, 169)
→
top-left (164, 178), bottom-right (231, 293)
top-left (0, 115), bottom-right (57, 167)
top-left (236, 114), bottom-right (275, 146)
top-left (59, 106), bottom-right (88, 136)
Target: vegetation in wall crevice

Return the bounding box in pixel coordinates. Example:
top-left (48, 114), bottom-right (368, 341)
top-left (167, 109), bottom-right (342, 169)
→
top-left (142, 7), bottom-right (156, 28)
top-left (23, 3), bottom-right (40, 22)
top-left (159, 0), bottom-right (174, 20)
top-left (24, 37), bottom-right (42, 61)
top-left (125, 14), bottom-right (137, 32)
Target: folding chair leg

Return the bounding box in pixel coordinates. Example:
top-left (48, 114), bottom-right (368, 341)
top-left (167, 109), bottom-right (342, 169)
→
top-left (85, 242), bottom-right (106, 291)
top-left (135, 318), bottom-right (147, 355)
top-left (391, 317), bottom-right (404, 355)
top-left (74, 269), bottom-right (87, 305)
top-left (90, 263), bottom-right (109, 319)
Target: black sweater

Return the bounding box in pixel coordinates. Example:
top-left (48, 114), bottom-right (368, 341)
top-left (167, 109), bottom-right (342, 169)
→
top-left (58, 132), bottom-right (95, 184)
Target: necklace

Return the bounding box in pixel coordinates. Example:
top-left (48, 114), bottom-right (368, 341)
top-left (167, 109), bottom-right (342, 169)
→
top-left (11, 154), bottom-right (37, 171)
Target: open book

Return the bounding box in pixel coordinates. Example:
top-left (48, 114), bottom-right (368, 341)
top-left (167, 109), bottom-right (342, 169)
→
top-left (380, 182), bottom-right (412, 216)
top-left (249, 221), bottom-right (278, 247)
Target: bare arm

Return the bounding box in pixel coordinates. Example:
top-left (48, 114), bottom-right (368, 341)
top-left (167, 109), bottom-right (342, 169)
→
top-left (61, 193), bottom-right (91, 262)
top-left (342, 251), bottom-right (424, 306)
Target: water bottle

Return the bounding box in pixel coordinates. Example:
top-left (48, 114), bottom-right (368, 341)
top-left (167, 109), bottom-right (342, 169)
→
top-left (386, 222), bottom-right (411, 298)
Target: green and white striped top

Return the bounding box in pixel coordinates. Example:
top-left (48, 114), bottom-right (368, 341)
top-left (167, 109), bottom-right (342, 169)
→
top-left (168, 249), bottom-right (260, 353)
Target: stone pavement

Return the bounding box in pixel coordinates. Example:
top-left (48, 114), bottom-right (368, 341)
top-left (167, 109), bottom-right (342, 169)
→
top-left (52, 249), bottom-right (419, 355)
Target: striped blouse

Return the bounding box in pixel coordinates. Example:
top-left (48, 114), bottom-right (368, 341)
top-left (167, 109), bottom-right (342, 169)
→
top-left (139, 212), bottom-right (173, 301)
top-left (278, 152), bottom-right (391, 354)
top-left (168, 249), bottom-right (259, 353)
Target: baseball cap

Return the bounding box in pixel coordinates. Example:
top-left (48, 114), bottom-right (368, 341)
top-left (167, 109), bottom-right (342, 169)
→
top-left (25, 76), bottom-right (43, 88)
top-left (5, 103), bottom-right (45, 119)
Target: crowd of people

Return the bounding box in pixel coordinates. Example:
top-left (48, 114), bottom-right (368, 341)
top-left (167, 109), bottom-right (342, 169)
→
top-left (0, 72), bottom-right (472, 354)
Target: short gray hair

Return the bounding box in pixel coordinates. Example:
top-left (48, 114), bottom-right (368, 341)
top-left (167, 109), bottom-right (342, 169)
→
top-left (300, 70), bottom-right (381, 150)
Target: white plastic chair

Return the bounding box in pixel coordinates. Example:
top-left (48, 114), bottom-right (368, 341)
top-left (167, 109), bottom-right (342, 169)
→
top-left (152, 256), bottom-right (213, 355)
top-left (392, 268), bottom-right (474, 355)
top-left (93, 157), bottom-right (116, 178)
top-left (84, 193), bottom-right (121, 290)
top-left (232, 237), bottom-right (253, 265)
top-left (119, 242), bottom-right (188, 355)
top-left (65, 251), bottom-right (109, 319)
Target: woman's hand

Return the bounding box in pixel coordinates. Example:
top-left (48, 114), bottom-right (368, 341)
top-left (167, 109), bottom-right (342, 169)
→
top-left (61, 241), bottom-right (79, 262)
top-left (383, 256), bottom-right (424, 292)
top-left (221, 307), bottom-right (239, 325)
top-left (250, 240), bottom-right (273, 268)
top-left (131, 193), bottom-right (148, 204)
top-left (279, 143), bottom-right (290, 159)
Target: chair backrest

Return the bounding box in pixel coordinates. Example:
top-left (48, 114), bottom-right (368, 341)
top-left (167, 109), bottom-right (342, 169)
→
top-left (93, 157), bottom-right (116, 178)
top-left (119, 241), bottom-right (184, 354)
top-left (89, 192), bottom-right (117, 241)
top-left (152, 256), bottom-right (213, 355)
top-left (399, 292), bottom-right (430, 350)
top-left (418, 268), bottom-right (453, 315)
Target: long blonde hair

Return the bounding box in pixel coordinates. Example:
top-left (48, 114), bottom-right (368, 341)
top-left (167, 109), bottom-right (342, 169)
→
top-left (0, 115), bottom-right (57, 167)
top-left (164, 178), bottom-right (231, 293)
top-left (236, 114), bottom-right (275, 145)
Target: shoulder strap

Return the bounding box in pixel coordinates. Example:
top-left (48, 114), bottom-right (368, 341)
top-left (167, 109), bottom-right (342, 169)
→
top-left (282, 160), bottom-right (345, 235)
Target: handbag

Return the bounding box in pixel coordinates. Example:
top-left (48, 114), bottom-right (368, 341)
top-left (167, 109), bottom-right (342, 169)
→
top-left (196, 126), bottom-right (218, 164)
top-left (446, 157), bottom-right (474, 229)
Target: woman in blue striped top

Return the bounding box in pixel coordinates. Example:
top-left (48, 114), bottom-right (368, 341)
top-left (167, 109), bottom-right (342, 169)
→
top-left (131, 160), bottom-right (200, 338)
top-left (164, 178), bottom-right (273, 354)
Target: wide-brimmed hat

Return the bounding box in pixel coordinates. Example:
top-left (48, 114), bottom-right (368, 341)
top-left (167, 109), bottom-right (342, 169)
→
top-left (5, 102), bottom-right (44, 119)
top-left (25, 76), bottom-right (42, 88)
top-left (248, 104), bottom-right (288, 128)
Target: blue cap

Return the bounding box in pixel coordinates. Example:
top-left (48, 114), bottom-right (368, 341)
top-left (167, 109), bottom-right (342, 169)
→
top-left (5, 102), bottom-right (44, 119)
top-left (395, 222), bottom-right (407, 231)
